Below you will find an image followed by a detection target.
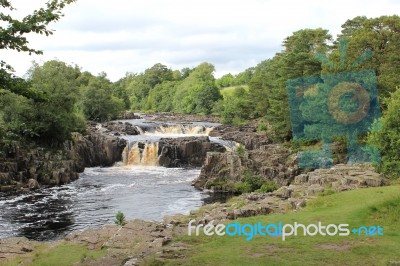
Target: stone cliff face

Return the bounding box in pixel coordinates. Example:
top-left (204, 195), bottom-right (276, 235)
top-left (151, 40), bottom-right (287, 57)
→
top-left (158, 136), bottom-right (226, 167)
top-left (190, 164), bottom-right (389, 225)
top-left (0, 123), bottom-right (127, 192)
top-left (209, 124), bottom-right (271, 149)
top-left (0, 147), bottom-right (80, 192)
top-left (65, 130), bottom-right (127, 171)
top-left (193, 125), bottom-right (299, 191)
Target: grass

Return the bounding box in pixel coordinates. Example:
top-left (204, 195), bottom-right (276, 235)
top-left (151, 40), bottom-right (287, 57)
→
top-left (153, 185), bottom-right (400, 265)
top-left (2, 241), bottom-right (107, 266)
top-left (220, 85), bottom-right (249, 98)
top-left (3, 186), bottom-right (400, 265)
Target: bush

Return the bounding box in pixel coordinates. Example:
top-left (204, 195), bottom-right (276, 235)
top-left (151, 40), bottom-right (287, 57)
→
top-left (232, 170), bottom-right (280, 194)
top-left (256, 181), bottom-right (279, 193)
top-left (236, 144), bottom-right (245, 156)
top-left (318, 189), bottom-right (336, 196)
top-left (114, 211), bottom-right (126, 226)
top-left (367, 87), bottom-right (400, 178)
top-left (82, 75), bottom-right (125, 122)
top-left (220, 87), bottom-right (252, 125)
top-left (233, 182), bottom-right (252, 194)
top-left (242, 171), bottom-right (264, 191)
top-left (257, 122), bottom-right (268, 132)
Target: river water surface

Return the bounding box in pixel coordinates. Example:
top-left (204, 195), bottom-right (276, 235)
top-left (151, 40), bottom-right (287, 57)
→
top-left (0, 119), bottom-right (230, 241)
top-left (0, 166), bottom-right (209, 241)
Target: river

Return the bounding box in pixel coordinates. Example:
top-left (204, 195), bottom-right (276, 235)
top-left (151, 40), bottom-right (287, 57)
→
top-left (0, 118), bottom-right (231, 241)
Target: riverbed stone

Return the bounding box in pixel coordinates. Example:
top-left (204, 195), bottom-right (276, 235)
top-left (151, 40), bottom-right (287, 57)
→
top-left (27, 178), bottom-right (39, 189)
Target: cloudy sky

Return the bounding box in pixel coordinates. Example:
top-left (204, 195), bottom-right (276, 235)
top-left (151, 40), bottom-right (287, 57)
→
top-left (3, 0), bottom-right (400, 80)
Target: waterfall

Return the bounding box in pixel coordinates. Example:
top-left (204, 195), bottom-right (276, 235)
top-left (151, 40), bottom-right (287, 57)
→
top-left (154, 125), bottom-right (184, 134)
top-left (124, 142), bottom-right (159, 166)
top-left (135, 126), bottom-right (144, 135)
top-left (142, 142), bottom-right (159, 166)
top-left (121, 123), bottom-right (217, 167)
top-left (148, 125), bottom-right (212, 135)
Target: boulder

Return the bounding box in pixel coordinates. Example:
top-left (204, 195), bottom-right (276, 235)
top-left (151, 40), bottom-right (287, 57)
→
top-left (27, 178), bottom-right (39, 190)
top-left (158, 136), bottom-right (226, 167)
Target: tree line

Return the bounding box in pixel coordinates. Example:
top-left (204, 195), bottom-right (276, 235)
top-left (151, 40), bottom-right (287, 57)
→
top-left (1, 1), bottom-right (400, 177)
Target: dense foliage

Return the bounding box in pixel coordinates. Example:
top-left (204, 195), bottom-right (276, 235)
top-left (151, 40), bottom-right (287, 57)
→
top-left (367, 87), bottom-right (400, 177)
top-left (0, 0), bottom-right (76, 99)
top-left (1, 3), bottom-right (400, 178)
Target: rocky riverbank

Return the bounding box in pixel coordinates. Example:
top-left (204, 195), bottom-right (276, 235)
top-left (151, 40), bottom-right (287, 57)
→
top-left (0, 114), bottom-right (392, 265)
top-left (0, 122), bottom-right (127, 193)
top-left (143, 112), bottom-right (221, 123)
top-left (0, 163), bottom-right (389, 265)
top-left (193, 124), bottom-right (299, 192)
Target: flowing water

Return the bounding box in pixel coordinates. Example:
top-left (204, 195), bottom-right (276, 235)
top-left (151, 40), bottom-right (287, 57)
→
top-left (0, 119), bottom-right (234, 241)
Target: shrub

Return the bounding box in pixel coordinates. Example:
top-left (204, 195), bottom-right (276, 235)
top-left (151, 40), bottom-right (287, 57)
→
top-left (318, 189), bottom-right (336, 196)
top-left (233, 182), bottom-right (252, 194)
top-left (242, 171), bottom-right (264, 191)
top-left (367, 88), bottom-right (400, 178)
top-left (257, 122), bottom-right (268, 132)
top-left (114, 211), bottom-right (126, 226)
top-left (236, 144), bottom-right (245, 156)
top-left (256, 181), bottom-right (279, 193)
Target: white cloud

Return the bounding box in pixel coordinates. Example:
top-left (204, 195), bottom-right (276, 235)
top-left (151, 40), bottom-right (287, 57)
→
top-left (2, 0), bottom-right (400, 80)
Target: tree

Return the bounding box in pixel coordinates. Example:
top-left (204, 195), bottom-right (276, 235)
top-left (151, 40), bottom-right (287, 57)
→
top-left (337, 15), bottom-right (400, 100)
top-left (216, 73), bottom-right (235, 88)
top-left (113, 74), bottom-right (133, 109)
top-left (173, 62), bottom-right (222, 114)
top-left (0, 84), bottom-right (35, 143)
top-left (247, 60), bottom-right (272, 118)
top-left (0, 0), bottom-right (76, 98)
top-left (27, 60), bottom-right (86, 144)
top-left (266, 28), bottom-right (332, 141)
top-left (82, 74), bottom-right (124, 122)
top-left (126, 63), bottom-right (173, 110)
top-left (146, 81), bottom-right (179, 112)
top-left (143, 63), bottom-right (173, 88)
top-left (234, 67), bottom-right (255, 85)
top-left (221, 87), bottom-right (252, 124)
top-left (367, 87), bottom-right (400, 178)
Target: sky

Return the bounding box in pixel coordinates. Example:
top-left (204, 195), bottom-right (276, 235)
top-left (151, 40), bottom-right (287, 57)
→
top-left (2, 0), bottom-right (400, 81)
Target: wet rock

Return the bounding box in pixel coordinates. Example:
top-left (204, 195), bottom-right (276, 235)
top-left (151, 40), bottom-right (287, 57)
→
top-left (117, 111), bottom-right (141, 120)
top-left (27, 178), bottom-right (39, 190)
top-left (209, 125), bottom-right (269, 150)
top-left (102, 121), bottom-right (140, 136)
top-left (0, 122), bottom-right (127, 192)
top-left (145, 113), bottom-right (220, 123)
top-left (193, 144), bottom-right (298, 191)
top-left (158, 136), bottom-right (226, 167)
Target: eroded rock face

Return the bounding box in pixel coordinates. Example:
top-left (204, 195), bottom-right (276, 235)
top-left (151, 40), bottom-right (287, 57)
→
top-left (192, 124), bottom-right (299, 192)
top-left (190, 163), bottom-right (389, 225)
top-left (292, 163), bottom-right (390, 191)
top-left (0, 123), bottom-right (127, 192)
top-left (158, 136), bottom-right (226, 167)
top-left (65, 130), bottom-right (127, 170)
top-left (145, 113), bottom-right (221, 123)
top-left (102, 121), bottom-right (140, 136)
top-left (193, 145), bottom-right (298, 191)
top-left (209, 125), bottom-right (271, 150)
